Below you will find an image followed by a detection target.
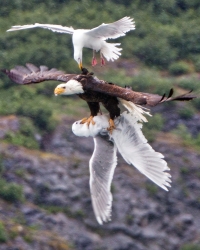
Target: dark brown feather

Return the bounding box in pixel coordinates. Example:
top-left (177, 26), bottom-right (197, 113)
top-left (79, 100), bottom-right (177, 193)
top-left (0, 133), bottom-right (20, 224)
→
top-left (2, 64), bottom-right (197, 109)
top-left (2, 63), bottom-right (76, 84)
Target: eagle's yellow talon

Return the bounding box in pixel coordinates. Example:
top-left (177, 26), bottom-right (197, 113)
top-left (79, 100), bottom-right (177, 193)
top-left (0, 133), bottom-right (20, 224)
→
top-left (80, 116), bottom-right (96, 127)
top-left (107, 119), bottom-right (116, 134)
top-left (80, 117), bottom-right (88, 124)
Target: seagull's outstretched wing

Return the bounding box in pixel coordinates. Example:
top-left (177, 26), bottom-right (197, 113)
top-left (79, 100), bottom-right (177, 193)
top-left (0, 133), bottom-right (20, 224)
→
top-left (89, 135), bottom-right (117, 224)
top-left (7, 23), bottom-right (74, 34)
top-left (111, 112), bottom-right (171, 191)
top-left (86, 16), bottom-right (135, 40)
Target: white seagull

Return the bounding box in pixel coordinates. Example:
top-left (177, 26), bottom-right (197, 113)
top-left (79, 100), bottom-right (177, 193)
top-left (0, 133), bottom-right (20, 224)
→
top-left (7, 17), bottom-right (135, 69)
top-left (72, 111), bottom-right (171, 224)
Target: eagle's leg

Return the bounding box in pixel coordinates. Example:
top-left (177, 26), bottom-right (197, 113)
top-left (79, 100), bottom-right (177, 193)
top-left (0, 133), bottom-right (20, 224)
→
top-left (80, 102), bottom-right (100, 127)
top-left (107, 119), bottom-right (116, 134)
top-left (102, 97), bottom-right (120, 134)
top-left (100, 53), bottom-right (106, 66)
top-left (92, 50), bottom-right (97, 66)
top-left (80, 116), bottom-right (96, 127)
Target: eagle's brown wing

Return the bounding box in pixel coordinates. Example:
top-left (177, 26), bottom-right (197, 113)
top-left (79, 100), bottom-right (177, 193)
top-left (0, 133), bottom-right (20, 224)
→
top-left (76, 75), bottom-right (196, 106)
top-left (135, 88), bottom-right (196, 106)
top-left (2, 63), bottom-right (196, 106)
top-left (2, 63), bottom-right (76, 84)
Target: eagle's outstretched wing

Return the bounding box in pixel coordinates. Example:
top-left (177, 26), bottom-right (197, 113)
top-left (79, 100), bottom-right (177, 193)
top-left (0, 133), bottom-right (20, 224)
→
top-left (2, 63), bottom-right (76, 84)
top-left (2, 63), bottom-right (196, 106)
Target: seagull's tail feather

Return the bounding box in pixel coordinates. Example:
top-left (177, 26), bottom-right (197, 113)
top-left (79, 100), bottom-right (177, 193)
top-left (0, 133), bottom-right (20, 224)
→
top-left (111, 112), bottom-right (171, 191)
top-left (101, 42), bottom-right (122, 62)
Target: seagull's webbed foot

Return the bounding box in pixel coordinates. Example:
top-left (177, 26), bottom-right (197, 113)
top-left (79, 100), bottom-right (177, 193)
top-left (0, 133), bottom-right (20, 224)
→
top-left (80, 116), bottom-right (96, 127)
top-left (92, 50), bottom-right (98, 66)
top-left (100, 53), bottom-right (106, 66)
top-left (101, 57), bottom-right (106, 66)
top-left (92, 57), bottom-right (98, 66)
top-left (107, 118), bottom-right (116, 134)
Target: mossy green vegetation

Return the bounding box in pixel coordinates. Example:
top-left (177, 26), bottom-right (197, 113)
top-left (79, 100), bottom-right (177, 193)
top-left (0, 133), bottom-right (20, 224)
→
top-left (0, 178), bottom-right (24, 203)
top-left (143, 113), bottom-right (164, 142)
top-left (40, 205), bottom-right (85, 219)
top-left (181, 244), bottom-right (200, 250)
top-left (178, 105), bottom-right (196, 120)
top-left (0, 221), bottom-right (8, 243)
top-left (145, 183), bottom-right (159, 196)
top-left (169, 61), bottom-right (194, 76)
top-left (172, 124), bottom-right (200, 150)
top-left (4, 117), bottom-right (39, 149)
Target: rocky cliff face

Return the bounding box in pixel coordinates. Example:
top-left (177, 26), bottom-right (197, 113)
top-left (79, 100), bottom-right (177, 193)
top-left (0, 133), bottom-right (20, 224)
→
top-left (0, 108), bottom-right (199, 250)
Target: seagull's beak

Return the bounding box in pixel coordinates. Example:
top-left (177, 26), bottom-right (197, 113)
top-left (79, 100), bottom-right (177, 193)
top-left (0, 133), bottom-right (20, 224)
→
top-left (78, 61), bottom-right (83, 70)
top-left (54, 87), bottom-right (65, 96)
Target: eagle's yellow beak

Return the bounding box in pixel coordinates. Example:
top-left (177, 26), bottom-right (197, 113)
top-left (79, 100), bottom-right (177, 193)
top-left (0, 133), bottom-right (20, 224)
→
top-left (54, 87), bottom-right (65, 96)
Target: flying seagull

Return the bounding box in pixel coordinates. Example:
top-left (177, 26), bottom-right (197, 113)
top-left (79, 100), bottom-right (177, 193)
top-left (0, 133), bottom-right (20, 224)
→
top-left (2, 63), bottom-right (196, 133)
top-left (7, 17), bottom-right (135, 69)
top-left (72, 112), bottom-right (171, 224)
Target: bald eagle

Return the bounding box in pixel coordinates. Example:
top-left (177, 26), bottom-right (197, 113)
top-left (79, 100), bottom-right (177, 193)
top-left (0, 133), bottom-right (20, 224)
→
top-left (7, 17), bottom-right (135, 69)
top-left (2, 63), bottom-right (196, 133)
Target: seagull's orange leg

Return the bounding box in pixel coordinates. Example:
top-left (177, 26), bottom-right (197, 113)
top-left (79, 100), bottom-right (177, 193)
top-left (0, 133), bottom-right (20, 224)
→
top-left (100, 53), bottom-right (106, 66)
top-left (92, 50), bottom-right (97, 66)
top-left (80, 116), bottom-right (96, 127)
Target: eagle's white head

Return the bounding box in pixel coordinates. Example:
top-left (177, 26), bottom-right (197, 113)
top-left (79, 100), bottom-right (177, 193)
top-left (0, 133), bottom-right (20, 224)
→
top-left (54, 80), bottom-right (84, 96)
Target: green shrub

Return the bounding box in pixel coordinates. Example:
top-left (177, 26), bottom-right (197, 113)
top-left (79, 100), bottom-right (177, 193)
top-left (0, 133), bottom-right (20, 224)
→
top-left (193, 98), bottom-right (200, 110)
top-left (169, 61), bottom-right (193, 75)
top-left (146, 113), bottom-right (164, 130)
top-left (0, 155), bottom-right (5, 175)
top-left (5, 132), bottom-right (39, 149)
top-left (178, 105), bottom-right (196, 120)
top-left (194, 59), bottom-right (200, 72)
top-left (189, 55), bottom-right (200, 72)
top-left (104, 69), bottom-right (173, 94)
top-left (145, 183), bottom-right (158, 196)
top-left (16, 102), bottom-right (56, 132)
top-left (181, 244), bottom-right (200, 250)
top-left (172, 124), bottom-right (192, 141)
top-left (172, 124), bottom-right (200, 150)
top-left (0, 178), bottom-right (24, 203)
top-left (0, 221), bottom-right (8, 243)
top-left (143, 113), bottom-right (164, 142)
top-left (4, 117), bottom-right (39, 149)
top-left (177, 77), bottom-right (200, 91)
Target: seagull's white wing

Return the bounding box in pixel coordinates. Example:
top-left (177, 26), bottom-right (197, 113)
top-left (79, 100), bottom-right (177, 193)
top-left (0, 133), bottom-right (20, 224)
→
top-left (111, 112), bottom-right (171, 191)
top-left (89, 135), bottom-right (117, 224)
top-left (7, 23), bottom-right (74, 34)
top-left (86, 16), bottom-right (135, 40)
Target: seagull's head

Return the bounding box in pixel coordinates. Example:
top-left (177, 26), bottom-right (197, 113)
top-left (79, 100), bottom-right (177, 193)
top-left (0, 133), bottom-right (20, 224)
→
top-left (54, 80), bottom-right (84, 96)
top-left (74, 49), bottom-right (83, 70)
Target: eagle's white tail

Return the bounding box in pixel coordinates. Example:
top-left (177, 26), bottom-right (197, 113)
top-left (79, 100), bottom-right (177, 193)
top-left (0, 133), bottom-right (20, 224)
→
top-left (100, 42), bottom-right (122, 61)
